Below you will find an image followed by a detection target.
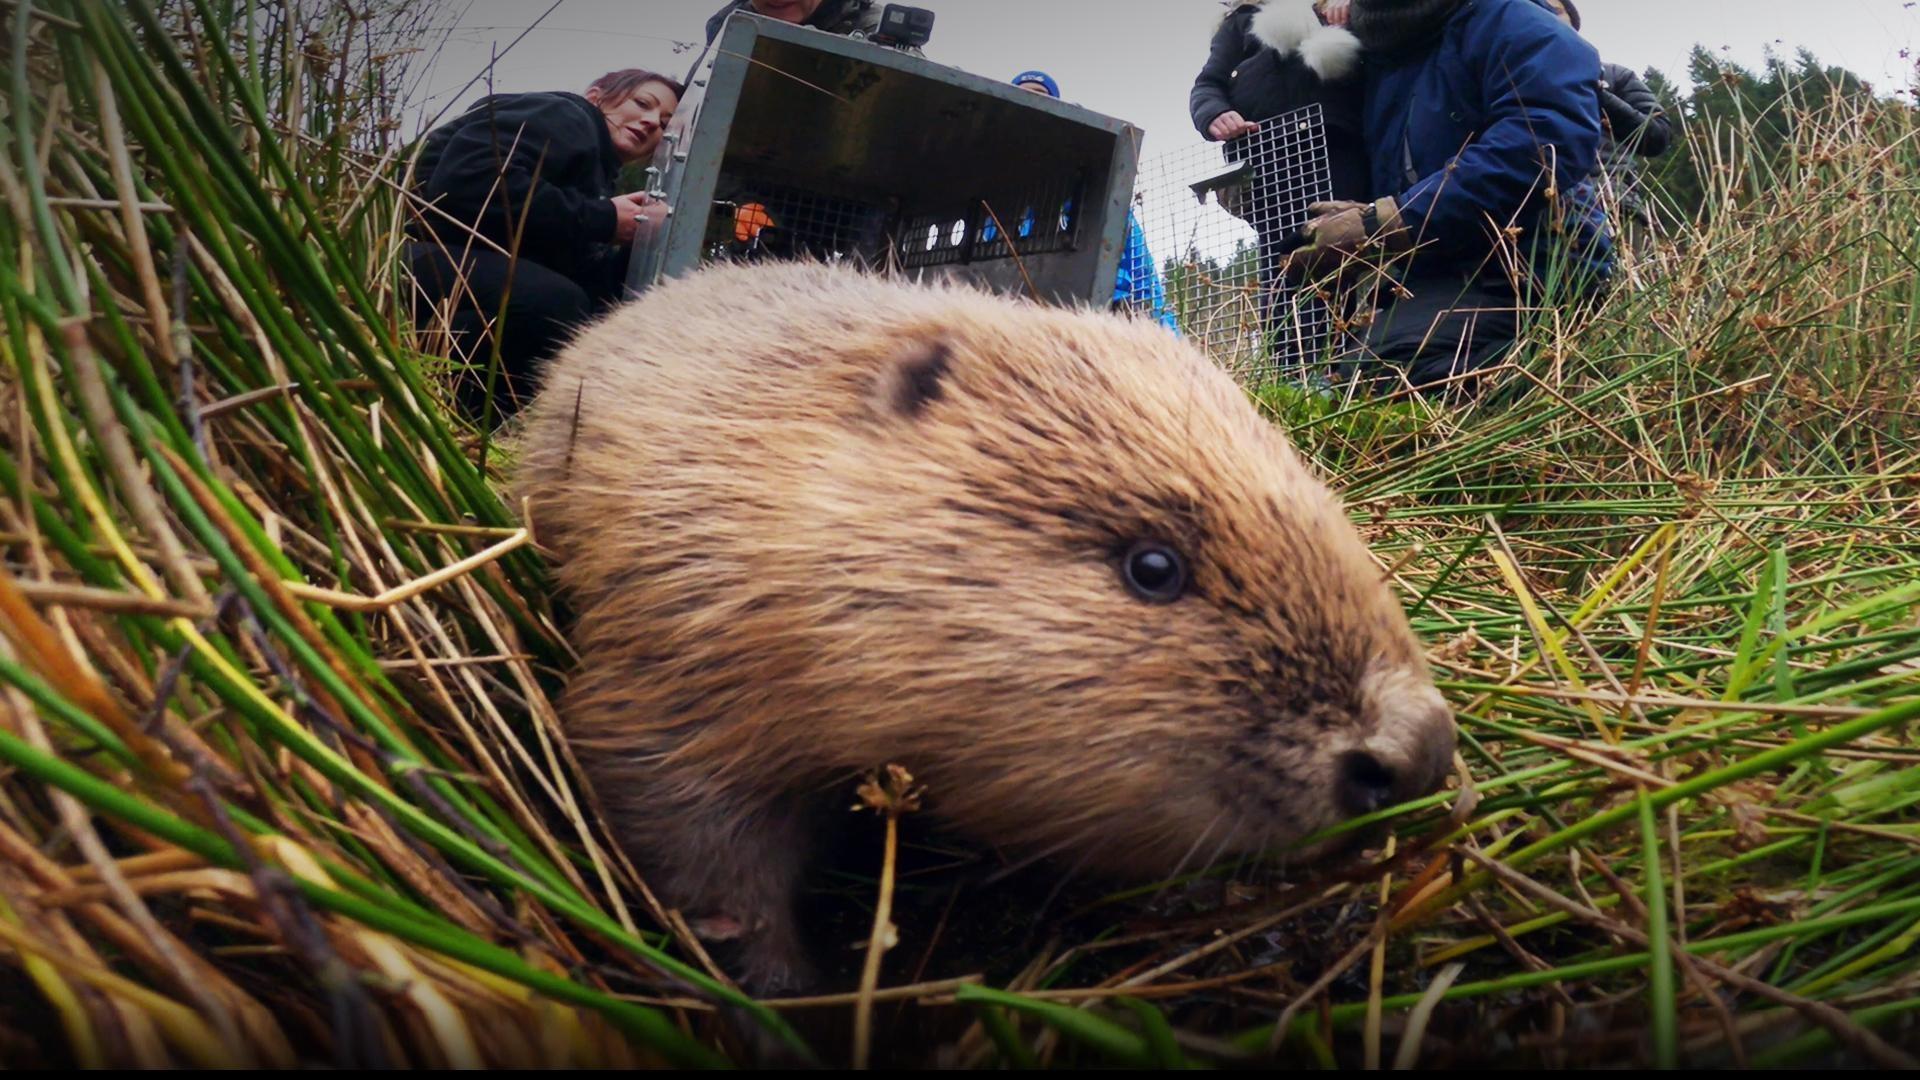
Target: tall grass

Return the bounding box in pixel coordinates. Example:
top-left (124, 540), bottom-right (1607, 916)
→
top-left (0, 0), bottom-right (795, 1066)
top-left (0, 1), bottom-right (1915, 1067)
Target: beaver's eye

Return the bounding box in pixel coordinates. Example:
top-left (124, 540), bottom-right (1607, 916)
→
top-left (1122, 541), bottom-right (1188, 603)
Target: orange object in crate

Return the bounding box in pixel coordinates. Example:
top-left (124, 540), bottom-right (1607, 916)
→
top-left (734, 202), bottom-right (775, 243)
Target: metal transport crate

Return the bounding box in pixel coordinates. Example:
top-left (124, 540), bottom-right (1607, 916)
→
top-left (625, 11), bottom-right (1142, 311)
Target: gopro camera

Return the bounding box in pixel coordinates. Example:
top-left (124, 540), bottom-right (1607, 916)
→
top-left (873, 3), bottom-right (934, 49)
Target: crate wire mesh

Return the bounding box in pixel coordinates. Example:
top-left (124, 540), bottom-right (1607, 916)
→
top-left (1128, 104), bottom-right (1337, 383)
top-left (706, 175), bottom-right (1088, 271)
top-left (895, 174), bottom-right (1085, 270)
top-left (705, 180), bottom-right (890, 265)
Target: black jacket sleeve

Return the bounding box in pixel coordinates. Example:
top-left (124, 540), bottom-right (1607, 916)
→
top-left (1190, 7), bottom-right (1255, 138)
top-left (422, 95), bottom-right (617, 252)
top-left (705, 0), bottom-right (746, 44)
top-left (1599, 63), bottom-right (1673, 159)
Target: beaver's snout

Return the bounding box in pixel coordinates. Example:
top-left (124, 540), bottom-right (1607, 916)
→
top-left (1337, 670), bottom-right (1457, 817)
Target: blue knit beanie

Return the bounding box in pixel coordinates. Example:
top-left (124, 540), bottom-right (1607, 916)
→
top-left (1011, 70), bottom-right (1060, 97)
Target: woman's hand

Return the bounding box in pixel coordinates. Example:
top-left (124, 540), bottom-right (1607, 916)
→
top-left (1207, 110), bottom-right (1259, 142)
top-left (1319, 0), bottom-right (1351, 26)
top-left (611, 191), bottom-right (667, 244)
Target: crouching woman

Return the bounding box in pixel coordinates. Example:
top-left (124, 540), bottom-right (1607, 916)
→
top-left (407, 69), bottom-right (682, 420)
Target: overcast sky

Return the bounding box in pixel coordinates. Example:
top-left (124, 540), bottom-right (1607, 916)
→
top-left (406, 0), bottom-right (1920, 162)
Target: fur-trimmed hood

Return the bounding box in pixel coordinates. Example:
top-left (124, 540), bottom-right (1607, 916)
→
top-left (1248, 1), bottom-right (1361, 82)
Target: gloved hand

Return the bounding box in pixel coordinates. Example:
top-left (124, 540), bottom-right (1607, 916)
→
top-left (1287, 197), bottom-right (1409, 273)
top-left (1302, 200), bottom-right (1369, 251)
top-left (1598, 88), bottom-right (1647, 136)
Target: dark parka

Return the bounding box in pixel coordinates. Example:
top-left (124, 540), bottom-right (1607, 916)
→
top-left (408, 91), bottom-right (627, 291)
top-left (1361, 0), bottom-right (1614, 286)
top-left (694, 0), bottom-right (923, 92)
top-left (704, 0), bottom-right (886, 45)
top-left (1598, 62), bottom-right (1671, 158)
top-left (1189, 1), bottom-right (1370, 200)
top-left (1595, 61), bottom-right (1671, 221)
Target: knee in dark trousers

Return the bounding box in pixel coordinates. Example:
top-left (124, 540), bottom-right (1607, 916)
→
top-left (407, 245), bottom-right (598, 420)
top-left (1346, 271), bottom-right (1521, 398)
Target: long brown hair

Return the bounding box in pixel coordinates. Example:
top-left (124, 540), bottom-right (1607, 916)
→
top-left (586, 68), bottom-right (686, 107)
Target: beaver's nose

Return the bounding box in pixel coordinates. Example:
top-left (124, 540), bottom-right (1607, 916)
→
top-left (1335, 697), bottom-right (1455, 817)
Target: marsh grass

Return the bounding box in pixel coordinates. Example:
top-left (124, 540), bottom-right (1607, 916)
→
top-left (0, 0), bottom-right (1916, 1067)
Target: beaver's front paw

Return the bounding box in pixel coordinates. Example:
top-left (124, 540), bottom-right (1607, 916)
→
top-left (689, 910), bottom-right (818, 995)
top-left (689, 913), bottom-right (749, 941)
top-left (737, 931), bottom-right (819, 997)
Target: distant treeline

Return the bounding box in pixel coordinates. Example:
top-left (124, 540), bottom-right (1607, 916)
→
top-left (1642, 44), bottom-right (1898, 219)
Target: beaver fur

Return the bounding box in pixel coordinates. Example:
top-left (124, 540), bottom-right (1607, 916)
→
top-left (510, 262), bottom-right (1454, 991)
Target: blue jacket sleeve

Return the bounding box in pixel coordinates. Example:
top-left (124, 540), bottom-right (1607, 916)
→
top-left (1393, 10), bottom-right (1602, 260)
top-left (1116, 212), bottom-right (1146, 305)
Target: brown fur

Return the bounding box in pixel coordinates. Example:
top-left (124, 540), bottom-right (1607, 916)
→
top-left (510, 262), bottom-right (1454, 990)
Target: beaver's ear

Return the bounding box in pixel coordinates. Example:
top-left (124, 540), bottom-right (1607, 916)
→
top-left (871, 337), bottom-right (952, 420)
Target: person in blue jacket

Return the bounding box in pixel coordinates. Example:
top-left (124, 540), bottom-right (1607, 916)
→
top-left (1291, 0), bottom-right (1612, 394)
top-left (1010, 71), bottom-right (1180, 333)
top-left (1112, 199), bottom-right (1179, 333)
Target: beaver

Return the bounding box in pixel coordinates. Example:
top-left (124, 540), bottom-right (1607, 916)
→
top-left (510, 261), bottom-right (1455, 991)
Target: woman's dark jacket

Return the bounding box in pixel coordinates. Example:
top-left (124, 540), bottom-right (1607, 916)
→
top-left (408, 91), bottom-right (625, 289)
top-left (1189, 1), bottom-right (1369, 200)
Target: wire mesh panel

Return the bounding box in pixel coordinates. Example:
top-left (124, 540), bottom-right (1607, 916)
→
top-left (1129, 104), bottom-right (1335, 384)
top-left (704, 180), bottom-right (892, 266)
top-left (895, 175), bottom-right (1085, 269)
top-left (704, 176), bottom-right (1087, 274)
